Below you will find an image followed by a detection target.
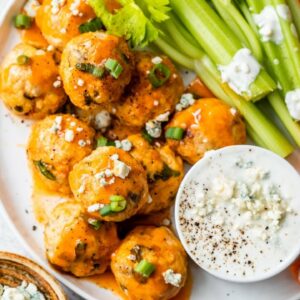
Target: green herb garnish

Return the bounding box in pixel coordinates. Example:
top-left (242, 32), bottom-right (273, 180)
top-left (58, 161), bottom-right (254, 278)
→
top-left (33, 161), bottom-right (56, 181)
top-left (79, 17), bottom-right (103, 33)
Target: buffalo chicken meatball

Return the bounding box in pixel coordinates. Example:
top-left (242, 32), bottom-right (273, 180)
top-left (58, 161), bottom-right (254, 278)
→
top-left (115, 51), bottom-right (184, 129)
top-left (127, 134), bottom-right (184, 214)
top-left (60, 32), bottom-right (134, 110)
top-left (36, 0), bottom-right (96, 50)
top-left (45, 202), bottom-right (119, 277)
top-left (0, 43), bottom-right (66, 119)
top-left (69, 147), bottom-right (149, 222)
top-left (166, 98), bottom-right (247, 164)
top-left (27, 114), bottom-right (95, 194)
top-left (111, 226), bottom-right (188, 300)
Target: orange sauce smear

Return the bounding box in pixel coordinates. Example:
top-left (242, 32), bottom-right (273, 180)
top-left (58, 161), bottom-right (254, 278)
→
top-left (90, 269), bottom-right (193, 300)
top-left (20, 21), bottom-right (48, 49)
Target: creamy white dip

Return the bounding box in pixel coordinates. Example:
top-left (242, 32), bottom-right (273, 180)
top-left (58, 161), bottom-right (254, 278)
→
top-left (176, 146), bottom-right (300, 282)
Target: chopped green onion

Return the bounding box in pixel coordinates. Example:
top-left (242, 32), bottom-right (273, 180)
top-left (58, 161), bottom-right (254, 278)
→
top-left (33, 160), bottom-right (56, 181)
top-left (14, 14), bottom-right (32, 29)
top-left (97, 136), bottom-right (108, 147)
top-left (110, 195), bottom-right (127, 212)
top-left (17, 55), bottom-right (30, 65)
top-left (110, 200), bottom-right (127, 212)
top-left (75, 63), bottom-right (105, 79)
top-left (79, 17), bottom-right (103, 33)
top-left (142, 130), bottom-right (154, 144)
top-left (165, 127), bottom-right (185, 140)
top-left (134, 260), bottom-right (155, 278)
top-left (110, 195), bottom-right (126, 202)
top-left (97, 136), bottom-right (116, 147)
top-left (148, 63), bottom-right (171, 88)
top-left (75, 241), bottom-right (87, 255)
top-left (88, 219), bottom-right (102, 230)
top-left (100, 205), bottom-right (113, 216)
top-left (105, 58), bottom-right (123, 79)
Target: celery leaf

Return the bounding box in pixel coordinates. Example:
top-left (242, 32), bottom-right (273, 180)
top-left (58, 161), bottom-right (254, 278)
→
top-left (88, 0), bottom-right (170, 48)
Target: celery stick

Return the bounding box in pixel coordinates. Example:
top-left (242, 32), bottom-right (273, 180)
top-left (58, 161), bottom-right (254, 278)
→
top-left (211, 0), bottom-right (263, 62)
top-left (169, 0), bottom-right (276, 102)
top-left (286, 0), bottom-right (300, 36)
top-left (268, 91), bottom-right (300, 145)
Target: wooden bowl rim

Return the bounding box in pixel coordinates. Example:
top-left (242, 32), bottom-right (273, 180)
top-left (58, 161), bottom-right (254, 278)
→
top-left (0, 251), bottom-right (67, 300)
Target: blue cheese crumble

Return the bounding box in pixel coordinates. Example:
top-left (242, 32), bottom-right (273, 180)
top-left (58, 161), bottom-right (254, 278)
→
top-left (0, 281), bottom-right (45, 300)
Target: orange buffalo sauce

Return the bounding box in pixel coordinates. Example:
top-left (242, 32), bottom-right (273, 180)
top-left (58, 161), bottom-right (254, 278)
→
top-left (186, 77), bottom-right (214, 99)
top-left (104, 0), bottom-right (122, 13)
top-left (20, 21), bottom-right (48, 49)
top-left (90, 269), bottom-right (193, 300)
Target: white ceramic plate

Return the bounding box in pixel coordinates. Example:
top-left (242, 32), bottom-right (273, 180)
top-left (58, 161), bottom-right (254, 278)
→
top-left (0, 1), bottom-right (300, 299)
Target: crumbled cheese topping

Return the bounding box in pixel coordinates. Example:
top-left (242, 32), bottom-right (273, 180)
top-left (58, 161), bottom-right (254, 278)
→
top-left (285, 89), bottom-right (300, 120)
top-left (24, 0), bottom-right (40, 17)
top-left (253, 6), bottom-right (283, 44)
top-left (230, 107), bottom-right (237, 116)
top-left (35, 49), bottom-right (45, 56)
top-left (162, 269), bottom-right (182, 287)
top-left (162, 218), bottom-right (171, 226)
top-left (145, 120), bottom-right (162, 138)
top-left (50, 116), bottom-right (62, 133)
top-left (153, 100), bottom-right (159, 106)
top-left (127, 254), bottom-right (136, 261)
top-left (176, 93), bottom-right (195, 111)
top-left (94, 110), bottom-right (111, 130)
top-left (70, 0), bottom-right (82, 16)
top-left (218, 48), bottom-right (261, 96)
top-left (152, 56), bottom-right (163, 64)
top-left (53, 76), bottom-right (62, 88)
top-left (155, 111), bottom-right (170, 122)
top-left (113, 159), bottom-right (131, 179)
top-left (51, 0), bottom-right (66, 15)
top-left (115, 139), bottom-right (132, 152)
top-left (64, 129), bottom-right (75, 142)
top-left (88, 203), bottom-right (104, 213)
top-left (77, 78), bottom-right (85, 87)
top-left (0, 281), bottom-right (45, 300)
top-left (47, 45), bottom-right (54, 52)
top-left (147, 195), bottom-right (153, 203)
top-left (78, 140), bottom-right (87, 147)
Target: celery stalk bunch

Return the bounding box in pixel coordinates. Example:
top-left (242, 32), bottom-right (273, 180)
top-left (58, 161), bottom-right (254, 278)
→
top-left (87, 0), bottom-right (300, 157)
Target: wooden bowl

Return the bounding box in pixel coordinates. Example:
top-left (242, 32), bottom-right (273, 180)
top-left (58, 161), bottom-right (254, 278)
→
top-left (0, 252), bottom-right (66, 300)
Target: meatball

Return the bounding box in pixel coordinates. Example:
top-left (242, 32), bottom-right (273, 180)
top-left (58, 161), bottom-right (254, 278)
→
top-left (111, 226), bottom-right (188, 300)
top-left (0, 43), bottom-right (66, 119)
top-left (60, 32), bottom-right (134, 110)
top-left (127, 134), bottom-right (184, 214)
top-left (27, 114), bottom-right (95, 195)
top-left (115, 51), bottom-right (184, 128)
top-left (45, 202), bottom-right (119, 277)
top-left (69, 147), bottom-right (149, 222)
top-left (36, 0), bottom-right (96, 50)
top-left (166, 98), bottom-right (247, 164)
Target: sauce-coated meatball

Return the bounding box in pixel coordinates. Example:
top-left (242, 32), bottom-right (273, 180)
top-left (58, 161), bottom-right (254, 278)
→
top-left (0, 43), bottom-right (66, 119)
top-left (36, 0), bottom-right (96, 50)
top-left (115, 51), bottom-right (184, 128)
top-left (111, 226), bottom-right (188, 300)
top-left (166, 98), bottom-right (247, 164)
top-left (60, 32), bottom-right (134, 110)
top-left (127, 134), bottom-right (184, 214)
top-left (69, 147), bottom-right (149, 222)
top-left (27, 114), bottom-right (95, 194)
top-left (45, 202), bottom-right (119, 277)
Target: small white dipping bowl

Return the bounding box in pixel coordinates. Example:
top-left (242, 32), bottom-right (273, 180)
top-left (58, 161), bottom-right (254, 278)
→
top-left (175, 145), bottom-right (300, 283)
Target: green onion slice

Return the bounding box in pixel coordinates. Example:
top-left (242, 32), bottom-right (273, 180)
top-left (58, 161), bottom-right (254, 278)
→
top-left (110, 195), bottom-right (127, 212)
top-left (148, 63), bottom-right (171, 88)
top-left (105, 58), bottom-right (123, 79)
top-left (14, 14), bottom-right (32, 29)
top-left (79, 17), bottom-right (103, 33)
top-left (88, 219), bottom-right (102, 230)
top-left (100, 205), bottom-right (113, 216)
top-left (17, 55), bottom-right (30, 65)
top-left (33, 160), bottom-right (56, 181)
top-left (142, 130), bottom-right (154, 144)
top-left (75, 63), bottom-right (105, 79)
top-left (134, 260), bottom-right (155, 278)
top-left (97, 136), bottom-right (116, 147)
top-left (165, 127), bottom-right (185, 140)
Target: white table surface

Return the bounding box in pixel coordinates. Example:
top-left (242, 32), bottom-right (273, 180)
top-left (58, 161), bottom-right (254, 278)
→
top-left (0, 207), bottom-right (82, 300)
